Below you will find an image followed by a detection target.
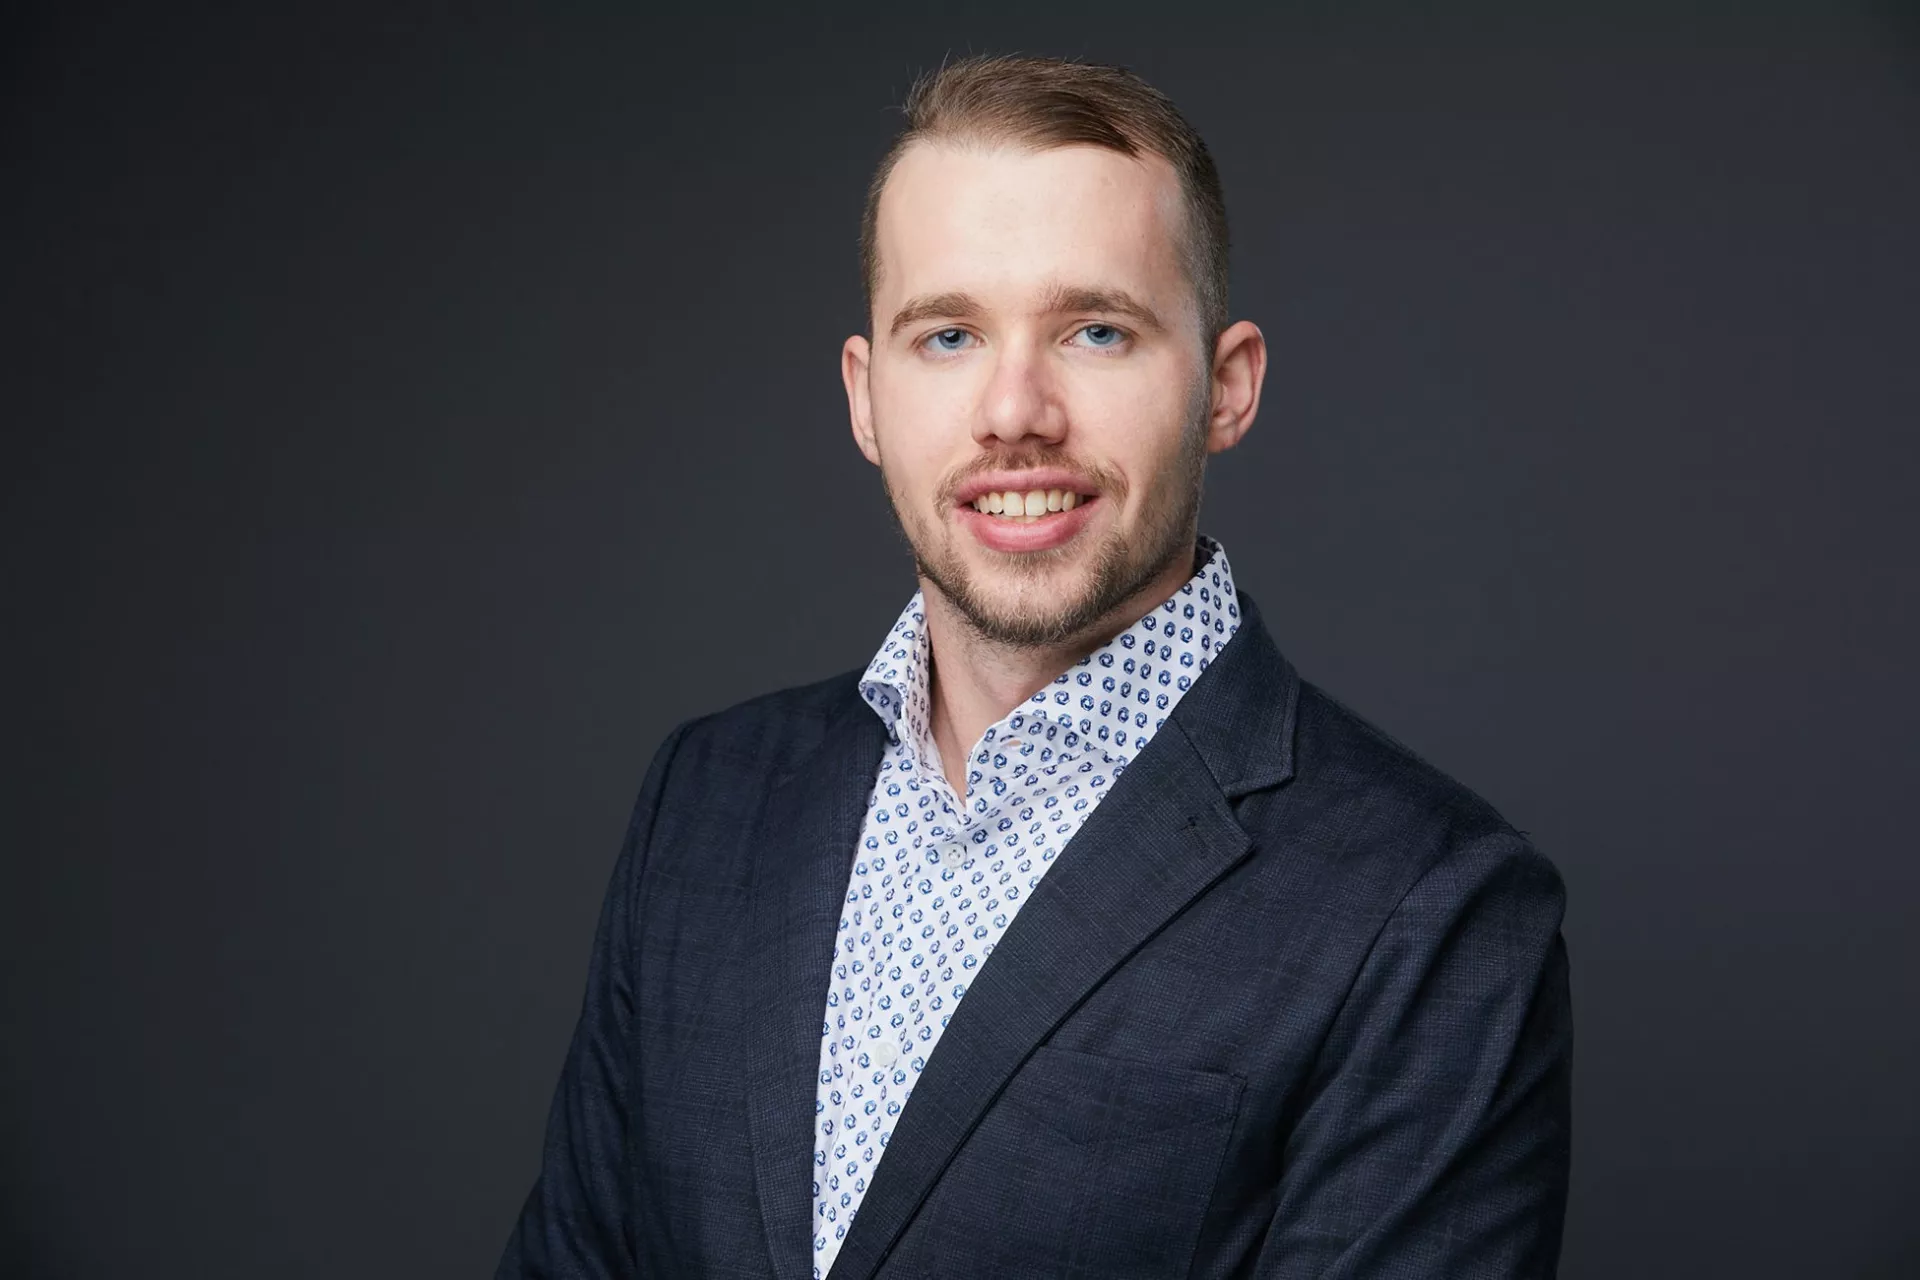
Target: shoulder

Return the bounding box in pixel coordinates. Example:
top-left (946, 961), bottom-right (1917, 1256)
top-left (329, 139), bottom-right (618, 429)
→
top-left (614, 668), bottom-right (869, 879)
top-left (649, 666), bottom-right (867, 791)
top-left (1293, 680), bottom-right (1512, 835)
top-left (1269, 678), bottom-right (1562, 913)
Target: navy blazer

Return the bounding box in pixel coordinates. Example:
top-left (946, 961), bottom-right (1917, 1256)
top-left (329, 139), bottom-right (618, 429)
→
top-left (499, 593), bottom-right (1572, 1278)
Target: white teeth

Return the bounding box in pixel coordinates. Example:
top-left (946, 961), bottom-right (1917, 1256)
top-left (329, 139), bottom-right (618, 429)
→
top-left (970, 487), bottom-right (1090, 520)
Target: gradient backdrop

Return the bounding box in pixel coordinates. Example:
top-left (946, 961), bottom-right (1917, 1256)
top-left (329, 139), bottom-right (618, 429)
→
top-left (5, 4), bottom-right (1918, 1276)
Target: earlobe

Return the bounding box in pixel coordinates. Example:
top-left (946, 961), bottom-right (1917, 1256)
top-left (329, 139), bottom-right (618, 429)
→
top-left (1206, 320), bottom-right (1267, 455)
top-left (843, 334), bottom-right (881, 466)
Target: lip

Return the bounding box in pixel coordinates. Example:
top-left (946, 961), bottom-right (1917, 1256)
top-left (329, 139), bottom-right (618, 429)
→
top-left (956, 495), bottom-right (1099, 554)
top-left (952, 470), bottom-right (1100, 508)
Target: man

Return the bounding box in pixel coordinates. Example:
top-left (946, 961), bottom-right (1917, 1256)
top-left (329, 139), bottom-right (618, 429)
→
top-left (500, 54), bottom-right (1571, 1279)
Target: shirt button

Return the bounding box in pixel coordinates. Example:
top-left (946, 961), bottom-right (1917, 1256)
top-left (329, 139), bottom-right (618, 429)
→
top-left (873, 1040), bottom-right (899, 1070)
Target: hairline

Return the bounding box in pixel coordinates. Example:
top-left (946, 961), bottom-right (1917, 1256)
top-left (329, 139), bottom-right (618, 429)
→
top-left (863, 133), bottom-right (1222, 346)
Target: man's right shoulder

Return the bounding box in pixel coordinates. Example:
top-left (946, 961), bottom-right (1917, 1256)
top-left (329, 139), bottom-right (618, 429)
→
top-left (649, 666), bottom-right (868, 797)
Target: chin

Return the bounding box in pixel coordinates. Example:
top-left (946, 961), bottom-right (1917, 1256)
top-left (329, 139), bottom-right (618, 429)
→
top-left (979, 574), bottom-right (1095, 619)
top-left (935, 556), bottom-right (1117, 648)
top-left (901, 499), bottom-right (1155, 646)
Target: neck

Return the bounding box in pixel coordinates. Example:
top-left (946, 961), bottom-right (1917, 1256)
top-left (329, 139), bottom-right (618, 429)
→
top-left (920, 549), bottom-right (1199, 799)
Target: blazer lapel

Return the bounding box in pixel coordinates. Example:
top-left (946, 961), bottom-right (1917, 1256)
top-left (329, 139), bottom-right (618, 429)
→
top-left (827, 593), bottom-right (1300, 1278)
top-left (744, 700), bottom-right (889, 1280)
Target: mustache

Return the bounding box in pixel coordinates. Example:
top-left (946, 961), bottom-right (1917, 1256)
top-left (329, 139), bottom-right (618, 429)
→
top-left (933, 446), bottom-right (1126, 507)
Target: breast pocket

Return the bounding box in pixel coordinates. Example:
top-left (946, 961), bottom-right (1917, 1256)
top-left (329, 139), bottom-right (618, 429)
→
top-left (896, 1045), bottom-right (1243, 1279)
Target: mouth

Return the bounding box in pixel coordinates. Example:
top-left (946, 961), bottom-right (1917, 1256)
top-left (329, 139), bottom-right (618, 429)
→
top-left (963, 486), bottom-right (1096, 523)
top-left (951, 477), bottom-right (1102, 554)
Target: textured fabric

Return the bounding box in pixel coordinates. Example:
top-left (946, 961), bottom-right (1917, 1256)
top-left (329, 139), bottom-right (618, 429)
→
top-left (498, 587), bottom-right (1573, 1280)
top-left (812, 542), bottom-right (1239, 1276)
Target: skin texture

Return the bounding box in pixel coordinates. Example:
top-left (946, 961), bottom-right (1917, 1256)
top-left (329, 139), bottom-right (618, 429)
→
top-left (842, 140), bottom-right (1267, 796)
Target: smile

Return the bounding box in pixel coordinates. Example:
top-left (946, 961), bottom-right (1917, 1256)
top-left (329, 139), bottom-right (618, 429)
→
top-left (968, 488), bottom-right (1089, 522)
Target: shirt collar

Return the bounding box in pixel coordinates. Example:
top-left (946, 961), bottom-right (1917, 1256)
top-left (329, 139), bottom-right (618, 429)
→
top-left (859, 537), bottom-right (1241, 773)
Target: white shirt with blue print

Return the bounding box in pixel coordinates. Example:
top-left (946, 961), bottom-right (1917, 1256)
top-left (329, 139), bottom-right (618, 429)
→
top-left (809, 537), bottom-right (1241, 1278)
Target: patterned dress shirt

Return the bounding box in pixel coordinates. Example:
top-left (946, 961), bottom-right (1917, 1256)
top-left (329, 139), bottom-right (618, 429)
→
top-left (809, 537), bottom-right (1242, 1277)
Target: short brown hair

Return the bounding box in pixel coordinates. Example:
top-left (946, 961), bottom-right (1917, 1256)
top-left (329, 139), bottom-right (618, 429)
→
top-left (859, 54), bottom-right (1231, 342)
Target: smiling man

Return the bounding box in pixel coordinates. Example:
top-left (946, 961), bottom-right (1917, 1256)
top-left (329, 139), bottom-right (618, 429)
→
top-left (500, 55), bottom-right (1572, 1279)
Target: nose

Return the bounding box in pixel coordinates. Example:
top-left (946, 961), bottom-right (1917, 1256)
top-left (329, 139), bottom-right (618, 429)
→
top-left (974, 339), bottom-right (1067, 447)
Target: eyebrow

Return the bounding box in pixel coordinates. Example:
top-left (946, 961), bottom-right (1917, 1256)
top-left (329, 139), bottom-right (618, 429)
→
top-left (886, 284), bottom-right (1167, 338)
top-left (888, 291), bottom-right (984, 337)
top-left (1039, 284), bottom-right (1165, 333)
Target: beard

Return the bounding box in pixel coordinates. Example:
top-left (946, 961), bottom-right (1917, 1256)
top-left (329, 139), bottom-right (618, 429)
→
top-left (877, 381), bottom-right (1212, 650)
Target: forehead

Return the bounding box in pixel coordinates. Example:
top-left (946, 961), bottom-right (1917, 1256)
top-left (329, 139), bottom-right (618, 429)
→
top-left (872, 140), bottom-right (1191, 314)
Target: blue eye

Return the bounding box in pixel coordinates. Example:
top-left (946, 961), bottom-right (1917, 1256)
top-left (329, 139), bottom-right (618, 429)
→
top-left (1076, 324), bottom-right (1125, 348)
top-left (925, 328), bottom-right (972, 353)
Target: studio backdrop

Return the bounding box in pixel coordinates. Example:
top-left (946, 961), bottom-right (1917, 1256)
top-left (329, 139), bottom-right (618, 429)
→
top-left (4, 4), bottom-right (1917, 1277)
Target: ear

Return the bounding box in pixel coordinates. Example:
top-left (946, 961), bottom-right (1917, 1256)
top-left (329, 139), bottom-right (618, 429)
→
top-left (843, 333), bottom-right (880, 467)
top-left (1204, 320), bottom-right (1266, 455)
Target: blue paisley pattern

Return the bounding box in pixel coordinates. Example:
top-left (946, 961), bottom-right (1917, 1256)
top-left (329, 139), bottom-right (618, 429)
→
top-left (809, 538), bottom-right (1240, 1277)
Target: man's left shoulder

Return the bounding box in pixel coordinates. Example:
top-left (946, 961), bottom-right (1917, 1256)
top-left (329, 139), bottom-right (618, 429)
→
top-left (1252, 678), bottom-right (1563, 913)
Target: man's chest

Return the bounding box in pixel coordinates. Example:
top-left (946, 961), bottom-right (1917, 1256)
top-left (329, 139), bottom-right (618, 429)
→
top-left (621, 815), bottom-right (1341, 1279)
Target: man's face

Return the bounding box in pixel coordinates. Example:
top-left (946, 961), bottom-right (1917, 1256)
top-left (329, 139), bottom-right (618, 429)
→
top-left (846, 141), bottom-right (1214, 648)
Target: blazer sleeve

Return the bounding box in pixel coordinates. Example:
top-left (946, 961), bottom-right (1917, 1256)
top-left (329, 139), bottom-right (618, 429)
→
top-left (1255, 834), bottom-right (1573, 1278)
top-left (495, 720), bottom-right (695, 1280)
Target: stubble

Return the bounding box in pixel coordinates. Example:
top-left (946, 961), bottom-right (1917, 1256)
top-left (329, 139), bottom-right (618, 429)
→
top-left (877, 377), bottom-right (1213, 650)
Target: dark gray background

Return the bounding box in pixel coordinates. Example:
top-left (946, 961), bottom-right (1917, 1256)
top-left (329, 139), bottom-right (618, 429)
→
top-left (5, 3), bottom-right (1917, 1276)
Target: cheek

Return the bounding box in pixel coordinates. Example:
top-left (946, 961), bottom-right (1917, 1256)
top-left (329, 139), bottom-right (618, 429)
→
top-left (873, 366), bottom-right (975, 477)
top-left (877, 361), bottom-right (975, 426)
top-left (870, 417), bottom-right (943, 505)
top-left (1073, 384), bottom-right (1194, 494)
